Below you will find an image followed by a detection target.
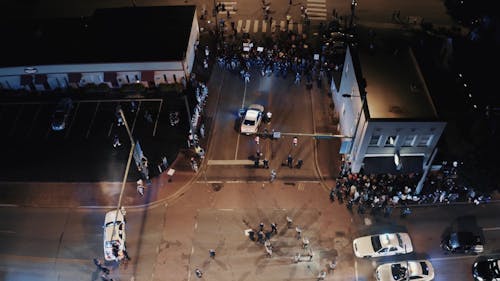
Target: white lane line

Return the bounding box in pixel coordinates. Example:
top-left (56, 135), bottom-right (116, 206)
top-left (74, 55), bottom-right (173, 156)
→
top-left (235, 83), bottom-right (247, 159)
top-left (253, 20), bottom-right (259, 33)
top-left (86, 102), bottom-right (100, 139)
top-left (0, 204), bottom-right (18, 207)
top-left (483, 227), bottom-right (500, 231)
top-left (430, 255), bottom-right (477, 262)
top-left (65, 101), bottom-right (80, 139)
top-left (262, 20), bottom-right (267, 32)
top-left (354, 259), bottom-right (359, 281)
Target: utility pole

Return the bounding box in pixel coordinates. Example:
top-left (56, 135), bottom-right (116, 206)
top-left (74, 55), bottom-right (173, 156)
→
top-left (349, 0), bottom-right (357, 29)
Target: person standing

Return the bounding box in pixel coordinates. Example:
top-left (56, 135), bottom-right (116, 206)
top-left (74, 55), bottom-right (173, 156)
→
top-left (271, 223), bottom-right (277, 234)
top-left (113, 135), bottom-right (122, 148)
top-left (295, 226), bottom-right (302, 240)
top-left (209, 249), bottom-right (216, 258)
top-left (195, 268), bottom-right (203, 278)
top-left (287, 154), bottom-right (293, 168)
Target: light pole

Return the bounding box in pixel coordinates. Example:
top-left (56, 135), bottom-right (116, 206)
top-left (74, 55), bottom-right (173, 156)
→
top-left (110, 109), bottom-right (136, 247)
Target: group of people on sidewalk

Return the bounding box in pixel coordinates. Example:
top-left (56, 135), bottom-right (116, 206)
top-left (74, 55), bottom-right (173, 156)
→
top-left (333, 161), bottom-right (491, 217)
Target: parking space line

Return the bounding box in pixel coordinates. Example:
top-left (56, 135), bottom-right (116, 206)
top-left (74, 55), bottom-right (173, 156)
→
top-left (26, 104), bottom-right (43, 138)
top-left (86, 102), bottom-right (100, 139)
top-left (8, 104), bottom-right (24, 137)
top-left (153, 100), bottom-right (163, 136)
top-left (484, 227), bottom-right (500, 231)
top-left (108, 121), bottom-right (114, 137)
top-left (131, 101), bottom-right (141, 134)
top-left (65, 101), bottom-right (79, 139)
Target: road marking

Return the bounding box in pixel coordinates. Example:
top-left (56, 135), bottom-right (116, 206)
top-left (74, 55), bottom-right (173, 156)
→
top-left (235, 83), bottom-right (248, 159)
top-left (483, 227), bottom-right (500, 231)
top-left (262, 20), bottom-right (267, 32)
top-left (27, 104), bottom-right (42, 137)
top-left (86, 101), bottom-right (100, 139)
top-left (208, 159), bottom-right (254, 165)
top-left (430, 255), bottom-right (477, 261)
top-left (354, 259), bottom-right (359, 281)
top-left (237, 19), bottom-right (243, 33)
top-left (0, 204), bottom-right (18, 207)
top-left (65, 101), bottom-right (79, 139)
top-left (244, 19), bottom-right (251, 33)
top-left (253, 20), bottom-right (259, 33)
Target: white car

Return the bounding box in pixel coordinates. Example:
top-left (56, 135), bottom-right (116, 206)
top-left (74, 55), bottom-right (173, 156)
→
top-left (353, 232), bottom-right (413, 258)
top-left (240, 104), bottom-right (264, 135)
top-left (103, 209), bottom-right (126, 261)
top-left (376, 260), bottom-right (435, 281)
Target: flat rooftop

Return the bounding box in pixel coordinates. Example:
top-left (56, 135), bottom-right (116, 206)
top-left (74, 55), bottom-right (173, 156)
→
top-left (0, 6), bottom-right (195, 67)
top-left (357, 40), bottom-right (438, 120)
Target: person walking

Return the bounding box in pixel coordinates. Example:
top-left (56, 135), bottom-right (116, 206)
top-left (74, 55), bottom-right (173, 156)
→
top-left (317, 270), bottom-right (326, 280)
top-left (136, 179), bottom-right (145, 197)
top-left (270, 169), bottom-right (277, 182)
top-left (287, 154), bottom-right (293, 168)
top-left (263, 159), bottom-right (269, 169)
top-left (328, 259), bottom-right (337, 273)
top-left (330, 188), bottom-right (335, 202)
top-left (295, 226), bottom-right (302, 240)
top-left (195, 268), bottom-right (203, 278)
top-left (113, 135), bottom-right (122, 148)
top-left (271, 222), bottom-right (278, 234)
top-left (209, 249), bottom-right (216, 258)
top-left (286, 216), bottom-right (293, 228)
top-left (302, 237), bottom-right (309, 249)
top-left (296, 159), bottom-right (303, 169)
top-left (259, 222), bottom-right (264, 231)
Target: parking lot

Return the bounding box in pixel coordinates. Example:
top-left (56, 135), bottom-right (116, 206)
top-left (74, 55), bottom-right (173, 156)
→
top-left (0, 96), bottom-right (189, 182)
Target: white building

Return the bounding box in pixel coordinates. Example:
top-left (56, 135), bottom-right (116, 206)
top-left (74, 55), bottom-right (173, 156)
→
top-left (0, 6), bottom-right (199, 92)
top-left (332, 45), bottom-right (446, 193)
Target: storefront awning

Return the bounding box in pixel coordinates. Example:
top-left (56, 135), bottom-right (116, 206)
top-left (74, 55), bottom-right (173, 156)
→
top-left (34, 74), bottom-right (47, 84)
top-left (20, 74), bottom-right (33, 85)
top-left (141, 71), bottom-right (154, 82)
top-left (68, 73), bottom-right (82, 83)
top-left (363, 156), bottom-right (423, 174)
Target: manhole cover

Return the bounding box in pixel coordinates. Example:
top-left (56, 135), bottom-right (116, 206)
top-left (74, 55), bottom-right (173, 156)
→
top-left (212, 183), bottom-right (222, 192)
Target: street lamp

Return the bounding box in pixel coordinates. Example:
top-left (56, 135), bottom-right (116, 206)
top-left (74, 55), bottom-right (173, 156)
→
top-left (110, 109), bottom-right (136, 249)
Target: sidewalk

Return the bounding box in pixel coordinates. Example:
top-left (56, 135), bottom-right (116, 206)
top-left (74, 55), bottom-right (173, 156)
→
top-left (0, 149), bottom-right (196, 208)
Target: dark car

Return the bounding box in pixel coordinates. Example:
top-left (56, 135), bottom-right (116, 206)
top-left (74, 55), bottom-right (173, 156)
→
top-left (473, 257), bottom-right (500, 281)
top-left (51, 97), bottom-right (73, 131)
top-left (441, 231), bottom-right (484, 254)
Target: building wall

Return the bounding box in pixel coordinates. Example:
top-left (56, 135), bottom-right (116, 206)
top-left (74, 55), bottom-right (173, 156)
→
top-left (351, 120), bottom-right (446, 172)
top-left (332, 47), bottom-right (363, 142)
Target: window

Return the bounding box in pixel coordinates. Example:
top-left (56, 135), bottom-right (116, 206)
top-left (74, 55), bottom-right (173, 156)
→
top-left (417, 135), bottom-right (433, 147)
top-left (402, 135), bottom-right (416, 147)
top-left (385, 136), bottom-right (397, 147)
top-left (369, 135), bottom-right (381, 146)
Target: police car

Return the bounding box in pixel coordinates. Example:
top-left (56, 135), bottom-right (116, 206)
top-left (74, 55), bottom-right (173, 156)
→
top-left (240, 104), bottom-right (264, 135)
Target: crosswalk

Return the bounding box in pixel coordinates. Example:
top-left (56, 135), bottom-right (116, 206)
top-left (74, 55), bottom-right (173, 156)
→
top-left (223, 19), bottom-right (304, 34)
top-left (307, 0), bottom-right (327, 21)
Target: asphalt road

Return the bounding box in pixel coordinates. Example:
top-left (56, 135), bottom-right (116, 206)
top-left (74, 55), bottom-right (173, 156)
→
top-left (0, 206), bottom-right (165, 281)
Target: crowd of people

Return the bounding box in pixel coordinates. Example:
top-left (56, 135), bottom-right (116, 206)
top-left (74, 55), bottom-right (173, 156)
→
top-left (333, 161), bottom-right (492, 217)
top-left (213, 18), bottom-right (350, 90)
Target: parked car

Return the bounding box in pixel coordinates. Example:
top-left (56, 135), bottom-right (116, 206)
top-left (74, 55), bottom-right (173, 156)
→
top-left (240, 104), bottom-right (264, 135)
top-left (472, 256), bottom-right (500, 281)
top-left (353, 232), bottom-right (413, 258)
top-left (376, 260), bottom-right (435, 281)
top-left (51, 97), bottom-right (73, 131)
top-left (103, 209), bottom-right (126, 261)
top-left (441, 231), bottom-right (483, 254)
